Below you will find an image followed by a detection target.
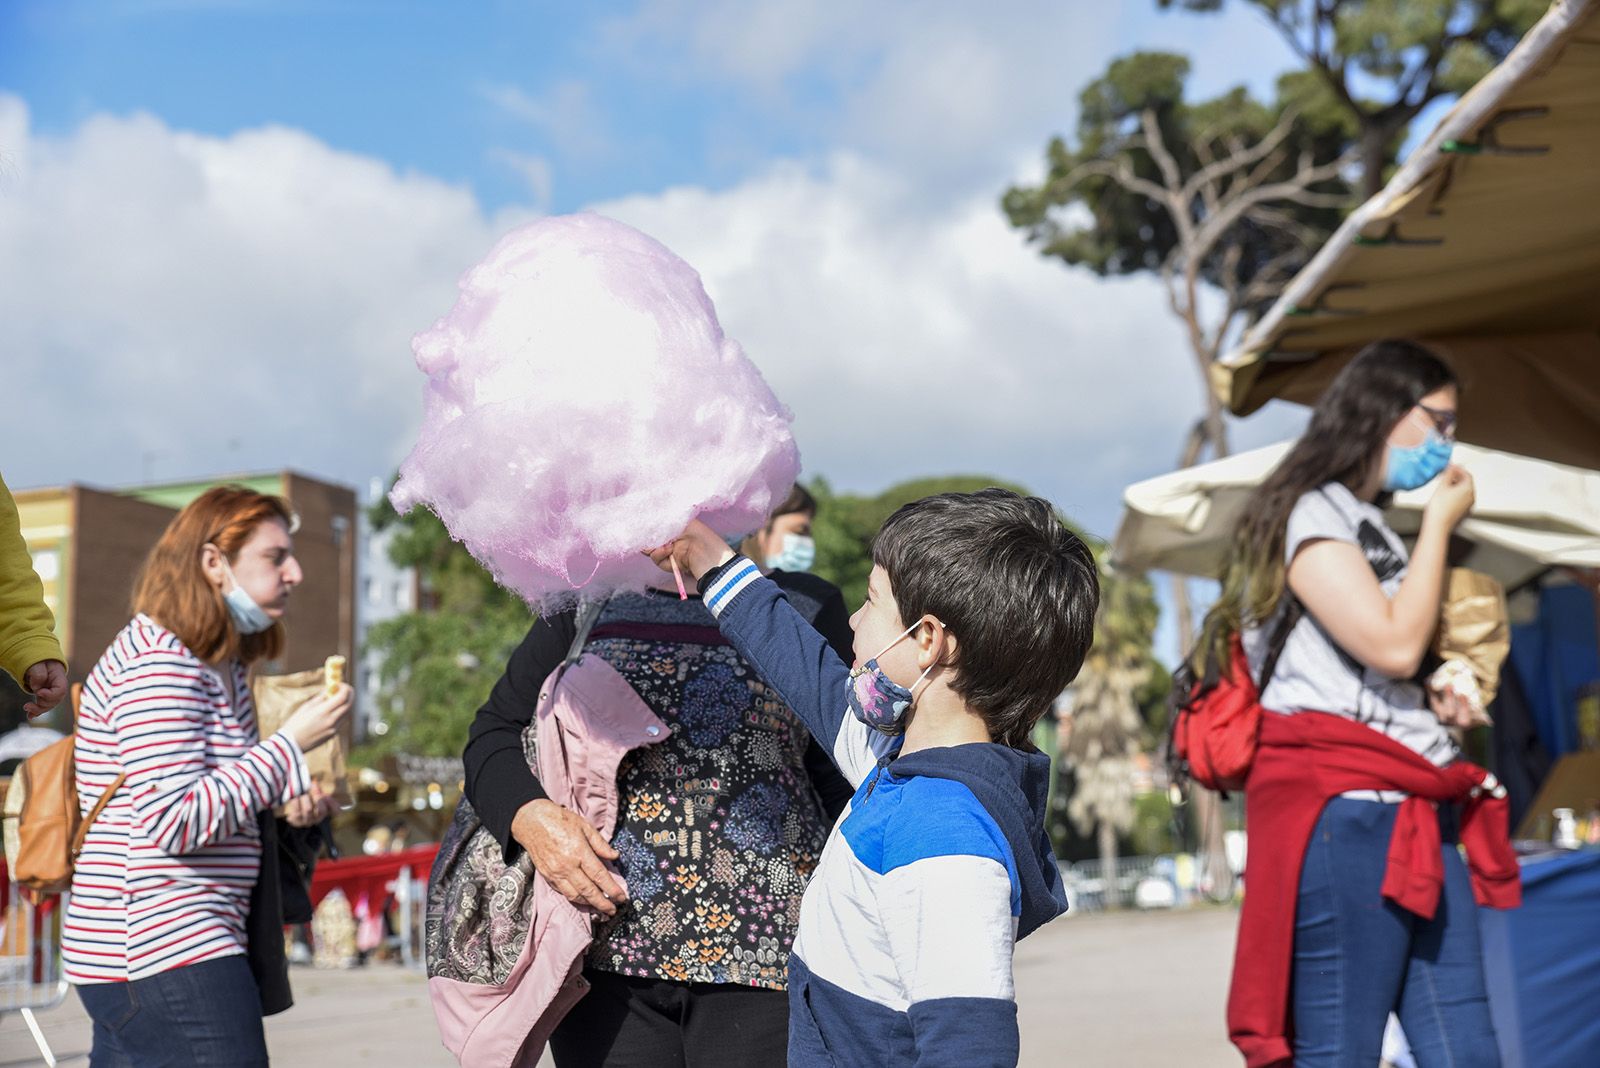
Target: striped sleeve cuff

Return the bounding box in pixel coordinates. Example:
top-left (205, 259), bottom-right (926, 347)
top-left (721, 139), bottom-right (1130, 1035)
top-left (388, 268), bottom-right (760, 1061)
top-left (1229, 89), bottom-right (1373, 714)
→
top-left (701, 555), bottom-right (763, 618)
top-left (266, 730), bottom-right (313, 801)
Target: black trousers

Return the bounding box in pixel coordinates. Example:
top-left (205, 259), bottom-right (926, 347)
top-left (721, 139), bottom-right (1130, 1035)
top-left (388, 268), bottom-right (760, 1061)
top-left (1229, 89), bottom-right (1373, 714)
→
top-left (549, 967), bottom-right (789, 1068)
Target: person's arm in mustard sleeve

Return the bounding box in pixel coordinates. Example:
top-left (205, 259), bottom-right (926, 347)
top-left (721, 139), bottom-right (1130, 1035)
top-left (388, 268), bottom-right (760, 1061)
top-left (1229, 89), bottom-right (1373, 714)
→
top-left (0, 474), bottom-right (67, 713)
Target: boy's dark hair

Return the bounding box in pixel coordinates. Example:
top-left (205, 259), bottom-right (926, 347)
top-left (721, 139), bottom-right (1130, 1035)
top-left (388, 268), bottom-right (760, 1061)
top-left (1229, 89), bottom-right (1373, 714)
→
top-left (871, 488), bottom-right (1099, 748)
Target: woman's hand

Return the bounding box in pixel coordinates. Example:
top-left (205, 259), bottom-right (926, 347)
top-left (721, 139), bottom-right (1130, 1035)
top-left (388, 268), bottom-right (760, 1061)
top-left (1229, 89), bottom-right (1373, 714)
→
top-left (1428, 685), bottom-right (1483, 729)
top-left (645, 519), bottom-right (734, 582)
top-left (280, 683), bottom-right (354, 753)
top-left (511, 798), bottom-right (627, 916)
top-left (1422, 465), bottom-right (1475, 531)
top-left (284, 784), bottom-right (337, 827)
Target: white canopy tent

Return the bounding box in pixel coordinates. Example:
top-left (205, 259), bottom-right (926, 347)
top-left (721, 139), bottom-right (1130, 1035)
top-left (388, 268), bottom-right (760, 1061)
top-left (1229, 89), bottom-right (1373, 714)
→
top-left (1113, 441), bottom-right (1600, 590)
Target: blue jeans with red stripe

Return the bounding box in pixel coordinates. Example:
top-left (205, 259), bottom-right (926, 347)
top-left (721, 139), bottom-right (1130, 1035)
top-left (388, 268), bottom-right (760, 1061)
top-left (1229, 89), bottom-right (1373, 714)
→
top-left (1292, 796), bottom-right (1500, 1067)
top-left (75, 954), bottom-right (269, 1068)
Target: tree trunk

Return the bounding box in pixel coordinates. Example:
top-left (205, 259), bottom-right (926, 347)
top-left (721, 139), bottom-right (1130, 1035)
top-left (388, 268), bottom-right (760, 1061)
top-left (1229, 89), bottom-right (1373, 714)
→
top-left (1098, 817), bottom-right (1121, 910)
top-left (1171, 414), bottom-right (1234, 900)
top-left (1358, 121), bottom-right (1389, 202)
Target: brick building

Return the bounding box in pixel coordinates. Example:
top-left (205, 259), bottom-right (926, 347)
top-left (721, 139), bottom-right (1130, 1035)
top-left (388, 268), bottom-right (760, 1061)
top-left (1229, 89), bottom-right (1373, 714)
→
top-left (5, 472), bottom-right (358, 733)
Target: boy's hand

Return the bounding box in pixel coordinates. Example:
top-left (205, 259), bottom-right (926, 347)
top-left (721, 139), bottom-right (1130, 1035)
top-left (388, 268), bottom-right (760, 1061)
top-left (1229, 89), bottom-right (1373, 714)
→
top-left (646, 519), bottom-right (735, 582)
top-left (23, 659), bottom-right (67, 719)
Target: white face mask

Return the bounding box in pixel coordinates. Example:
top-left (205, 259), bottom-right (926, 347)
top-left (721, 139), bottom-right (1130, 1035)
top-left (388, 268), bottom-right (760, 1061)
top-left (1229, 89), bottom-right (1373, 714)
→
top-left (216, 552), bottom-right (275, 635)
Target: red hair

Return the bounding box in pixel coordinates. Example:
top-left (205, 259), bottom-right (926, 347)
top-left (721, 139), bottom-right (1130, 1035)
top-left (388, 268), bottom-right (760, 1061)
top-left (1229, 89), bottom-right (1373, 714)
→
top-left (132, 486), bottom-right (294, 665)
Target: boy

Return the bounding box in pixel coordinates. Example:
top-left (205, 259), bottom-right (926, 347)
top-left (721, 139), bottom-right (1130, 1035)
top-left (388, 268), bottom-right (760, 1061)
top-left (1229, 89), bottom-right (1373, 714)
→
top-left (1, 472), bottom-right (67, 718)
top-left (652, 488), bottom-right (1099, 1067)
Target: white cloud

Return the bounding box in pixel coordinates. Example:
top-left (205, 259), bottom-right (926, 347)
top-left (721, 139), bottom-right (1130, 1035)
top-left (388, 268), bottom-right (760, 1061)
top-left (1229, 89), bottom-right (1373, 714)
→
top-left (593, 153), bottom-right (1213, 536)
top-left (482, 80), bottom-right (615, 163)
top-left (0, 89), bottom-right (1292, 543)
top-left (601, 1), bottom-right (1297, 202)
top-left (0, 95), bottom-right (532, 493)
top-left (489, 148), bottom-right (555, 211)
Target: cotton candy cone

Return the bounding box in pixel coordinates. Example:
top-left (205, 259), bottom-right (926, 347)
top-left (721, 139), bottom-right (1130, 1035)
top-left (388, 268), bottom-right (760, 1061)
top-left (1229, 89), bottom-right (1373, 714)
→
top-left (391, 212), bottom-right (799, 610)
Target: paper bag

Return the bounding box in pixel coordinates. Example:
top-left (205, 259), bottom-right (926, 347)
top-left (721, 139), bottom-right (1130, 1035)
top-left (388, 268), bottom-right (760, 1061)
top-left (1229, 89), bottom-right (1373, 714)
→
top-left (253, 665), bottom-right (352, 807)
top-left (1431, 568), bottom-right (1511, 716)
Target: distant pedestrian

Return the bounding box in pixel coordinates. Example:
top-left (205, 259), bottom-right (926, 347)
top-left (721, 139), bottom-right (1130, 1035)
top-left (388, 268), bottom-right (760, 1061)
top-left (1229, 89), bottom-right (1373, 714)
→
top-left (1195, 341), bottom-right (1515, 1067)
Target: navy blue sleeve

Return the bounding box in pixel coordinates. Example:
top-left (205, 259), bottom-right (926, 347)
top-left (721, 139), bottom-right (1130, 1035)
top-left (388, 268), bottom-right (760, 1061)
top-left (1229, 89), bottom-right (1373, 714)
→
top-left (702, 556), bottom-right (895, 787)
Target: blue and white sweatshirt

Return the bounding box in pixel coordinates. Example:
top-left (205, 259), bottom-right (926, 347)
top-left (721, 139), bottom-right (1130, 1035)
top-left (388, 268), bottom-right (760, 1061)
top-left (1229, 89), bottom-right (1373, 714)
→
top-left (701, 557), bottom-right (1069, 1068)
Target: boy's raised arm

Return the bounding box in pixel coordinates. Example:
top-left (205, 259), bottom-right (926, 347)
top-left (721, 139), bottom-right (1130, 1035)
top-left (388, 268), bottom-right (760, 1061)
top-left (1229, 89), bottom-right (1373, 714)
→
top-left (698, 554), bottom-right (896, 787)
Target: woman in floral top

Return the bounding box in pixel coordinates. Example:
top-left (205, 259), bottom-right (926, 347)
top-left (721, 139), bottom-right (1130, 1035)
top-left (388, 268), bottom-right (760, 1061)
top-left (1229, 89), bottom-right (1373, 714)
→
top-left (463, 559), bottom-right (853, 1067)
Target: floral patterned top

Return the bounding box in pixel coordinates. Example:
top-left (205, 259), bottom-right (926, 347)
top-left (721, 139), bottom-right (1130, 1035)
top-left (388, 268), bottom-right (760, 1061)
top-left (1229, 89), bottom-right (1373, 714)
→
top-left (584, 592), bottom-right (836, 989)
top-left (460, 576), bottom-right (857, 992)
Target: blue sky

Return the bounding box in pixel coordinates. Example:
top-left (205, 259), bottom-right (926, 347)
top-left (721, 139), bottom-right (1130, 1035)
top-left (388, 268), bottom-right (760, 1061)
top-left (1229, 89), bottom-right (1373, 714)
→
top-left (3, 1), bottom-right (1354, 657)
top-left (2, 1), bottom-right (1300, 215)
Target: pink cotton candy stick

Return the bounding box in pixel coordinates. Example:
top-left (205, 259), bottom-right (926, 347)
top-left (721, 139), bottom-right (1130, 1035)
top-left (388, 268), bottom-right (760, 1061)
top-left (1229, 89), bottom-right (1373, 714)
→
top-left (670, 556), bottom-right (689, 601)
top-left (390, 213), bottom-right (799, 613)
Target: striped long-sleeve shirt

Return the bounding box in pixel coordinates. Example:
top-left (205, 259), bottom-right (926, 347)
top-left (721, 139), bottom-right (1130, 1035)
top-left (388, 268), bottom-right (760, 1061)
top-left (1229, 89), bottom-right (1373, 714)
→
top-left (64, 614), bottom-right (310, 984)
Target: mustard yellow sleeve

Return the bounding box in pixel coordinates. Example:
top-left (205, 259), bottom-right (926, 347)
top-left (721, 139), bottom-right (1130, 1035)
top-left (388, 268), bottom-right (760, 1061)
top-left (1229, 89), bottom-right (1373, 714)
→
top-left (0, 473), bottom-right (65, 684)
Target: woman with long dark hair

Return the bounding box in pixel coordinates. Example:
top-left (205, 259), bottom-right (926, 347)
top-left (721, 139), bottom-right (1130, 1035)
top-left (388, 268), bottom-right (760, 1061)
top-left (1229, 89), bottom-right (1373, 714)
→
top-left (1197, 340), bottom-right (1511, 1067)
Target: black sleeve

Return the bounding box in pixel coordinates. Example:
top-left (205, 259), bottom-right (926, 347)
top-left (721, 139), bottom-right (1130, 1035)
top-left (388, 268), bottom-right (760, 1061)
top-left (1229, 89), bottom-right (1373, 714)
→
top-left (772, 573), bottom-right (858, 822)
top-left (463, 609), bottom-right (577, 860)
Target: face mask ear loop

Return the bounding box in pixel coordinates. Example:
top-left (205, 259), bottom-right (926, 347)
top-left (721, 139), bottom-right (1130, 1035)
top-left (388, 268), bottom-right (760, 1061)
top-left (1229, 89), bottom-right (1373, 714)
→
top-left (906, 618), bottom-right (948, 709)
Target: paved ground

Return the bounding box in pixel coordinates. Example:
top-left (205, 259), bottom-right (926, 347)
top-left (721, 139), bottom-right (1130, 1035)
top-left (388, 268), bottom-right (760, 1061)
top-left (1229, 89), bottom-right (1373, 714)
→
top-left (1, 906), bottom-right (1240, 1066)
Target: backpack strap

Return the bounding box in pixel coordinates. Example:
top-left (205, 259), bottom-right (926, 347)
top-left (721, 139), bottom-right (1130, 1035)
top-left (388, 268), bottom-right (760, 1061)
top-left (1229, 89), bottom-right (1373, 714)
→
top-left (1255, 595), bottom-right (1304, 692)
top-left (71, 771), bottom-right (127, 860)
top-left (562, 599), bottom-right (607, 666)
top-left (66, 679), bottom-right (126, 860)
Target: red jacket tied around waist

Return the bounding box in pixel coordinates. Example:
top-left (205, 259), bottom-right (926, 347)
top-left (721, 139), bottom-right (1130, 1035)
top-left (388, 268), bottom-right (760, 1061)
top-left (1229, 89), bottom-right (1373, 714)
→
top-left (1229, 710), bottom-right (1521, 1068)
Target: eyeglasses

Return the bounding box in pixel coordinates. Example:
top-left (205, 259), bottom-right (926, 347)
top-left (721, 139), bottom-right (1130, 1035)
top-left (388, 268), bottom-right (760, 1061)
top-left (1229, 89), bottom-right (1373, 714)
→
top-left (1415, 403), bottom-right (1458, 440)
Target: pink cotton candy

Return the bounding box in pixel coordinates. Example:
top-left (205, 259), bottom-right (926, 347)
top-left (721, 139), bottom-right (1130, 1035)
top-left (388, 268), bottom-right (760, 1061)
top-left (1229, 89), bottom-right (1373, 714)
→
top-left (390, 213), bottom-right (800, 610)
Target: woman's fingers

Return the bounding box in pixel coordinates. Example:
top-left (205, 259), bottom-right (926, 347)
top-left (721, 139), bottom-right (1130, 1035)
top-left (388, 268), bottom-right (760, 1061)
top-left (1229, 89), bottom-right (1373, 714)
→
top-left (586, 824), bottom-right (621, 861)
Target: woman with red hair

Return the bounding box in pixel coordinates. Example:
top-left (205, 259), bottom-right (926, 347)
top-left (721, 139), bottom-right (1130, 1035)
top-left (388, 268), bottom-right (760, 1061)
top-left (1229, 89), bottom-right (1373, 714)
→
top-left (63, 486), bottom-right (352, 1067)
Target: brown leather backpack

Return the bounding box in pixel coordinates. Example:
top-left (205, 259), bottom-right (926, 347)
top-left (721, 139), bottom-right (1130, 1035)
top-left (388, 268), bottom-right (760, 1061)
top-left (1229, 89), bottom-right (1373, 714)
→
top-left (1, 684), bottom-right (124, 902)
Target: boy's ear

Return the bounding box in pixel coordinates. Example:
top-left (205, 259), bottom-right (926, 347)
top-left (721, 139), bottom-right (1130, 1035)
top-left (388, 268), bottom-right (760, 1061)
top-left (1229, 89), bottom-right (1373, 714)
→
top-left (916, 617), bottom-right (957, 669)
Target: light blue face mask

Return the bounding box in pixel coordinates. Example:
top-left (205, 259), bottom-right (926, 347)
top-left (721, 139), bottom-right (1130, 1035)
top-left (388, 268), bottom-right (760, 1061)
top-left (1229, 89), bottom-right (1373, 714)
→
top-left (1383, 427), bottom-right (1454, 492)
top-left (218, 555), bottom-right (276, 635)
top-left (766, 533), bottom-right (816, 573)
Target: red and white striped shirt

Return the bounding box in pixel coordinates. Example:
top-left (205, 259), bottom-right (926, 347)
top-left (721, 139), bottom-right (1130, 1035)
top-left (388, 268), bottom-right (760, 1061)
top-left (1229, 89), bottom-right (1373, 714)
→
top-left (64, 615), bottom-right (310, 984)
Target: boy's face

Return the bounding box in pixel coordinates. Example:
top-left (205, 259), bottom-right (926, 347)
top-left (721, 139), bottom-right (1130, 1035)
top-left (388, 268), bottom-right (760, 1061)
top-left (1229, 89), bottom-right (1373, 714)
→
top-left (848, 565), bottom-right (924, 683)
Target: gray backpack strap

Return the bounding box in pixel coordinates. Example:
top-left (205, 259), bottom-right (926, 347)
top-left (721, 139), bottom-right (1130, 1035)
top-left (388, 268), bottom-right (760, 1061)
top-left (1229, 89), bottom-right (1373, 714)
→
top-left (563, 599), bottom-right (607, 665)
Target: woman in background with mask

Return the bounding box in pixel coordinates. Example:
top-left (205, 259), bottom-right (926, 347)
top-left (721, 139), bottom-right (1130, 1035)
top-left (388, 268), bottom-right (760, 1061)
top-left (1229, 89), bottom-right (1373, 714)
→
top-left (742, 484), bottom-right (819, 575)
top-left (64, 486), bottom-right (352, 1067)
top-left (1192, 340), bottom-right (1505, 1067)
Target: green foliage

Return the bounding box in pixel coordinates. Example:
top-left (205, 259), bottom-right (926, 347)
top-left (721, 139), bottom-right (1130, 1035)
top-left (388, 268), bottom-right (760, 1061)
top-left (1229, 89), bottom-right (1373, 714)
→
top-left (806, 474), bottom-right (1040, 610)
top-left (1003, 50), bottom-right (1352, 318)
top-left (1158, 1), bottom-right (1542, 191)
top-left (1130, 789), bottom-right (1181, 857)
top-left (362, 487), bottom-right (532, 758)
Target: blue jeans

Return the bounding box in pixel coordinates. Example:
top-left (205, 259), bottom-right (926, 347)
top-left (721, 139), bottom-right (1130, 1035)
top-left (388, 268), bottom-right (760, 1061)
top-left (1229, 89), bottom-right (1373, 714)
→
top-left (1292, 797), bottom-right (1499, 1067)
top-left (76, 954), bottom-right (269, 1068)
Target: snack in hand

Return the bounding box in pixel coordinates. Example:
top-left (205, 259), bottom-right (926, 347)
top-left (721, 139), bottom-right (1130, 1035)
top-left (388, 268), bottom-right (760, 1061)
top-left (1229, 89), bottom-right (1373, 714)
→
top-left (324, 655), bottom-right (347, 696)
top-left (1429, 658), bottom-right (1490, 726)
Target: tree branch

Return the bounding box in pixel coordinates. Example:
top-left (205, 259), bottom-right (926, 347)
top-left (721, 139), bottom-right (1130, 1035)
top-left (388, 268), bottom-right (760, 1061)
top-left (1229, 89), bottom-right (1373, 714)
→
top-left (1183, 106), bottom-right (1301, 208)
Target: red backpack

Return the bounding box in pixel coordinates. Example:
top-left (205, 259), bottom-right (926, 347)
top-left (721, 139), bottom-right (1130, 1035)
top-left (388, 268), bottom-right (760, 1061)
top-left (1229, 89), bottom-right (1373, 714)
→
top-left (1169, 601), bottom-right (1302, 794)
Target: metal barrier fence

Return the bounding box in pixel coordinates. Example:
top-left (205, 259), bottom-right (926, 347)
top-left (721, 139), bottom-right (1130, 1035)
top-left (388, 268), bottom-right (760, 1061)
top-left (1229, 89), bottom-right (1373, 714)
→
top-left (1062, 852), bottom-right (1237, 911)
top-left (390, 865), bottom-right (427, 971)
top-left (0, 882), bottom-right (68, 1067)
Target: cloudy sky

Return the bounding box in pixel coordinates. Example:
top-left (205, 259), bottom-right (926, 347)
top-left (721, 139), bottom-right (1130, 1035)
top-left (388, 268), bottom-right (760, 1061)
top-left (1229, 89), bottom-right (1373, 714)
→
top-left (1, 0), bottom-right (1317, 560)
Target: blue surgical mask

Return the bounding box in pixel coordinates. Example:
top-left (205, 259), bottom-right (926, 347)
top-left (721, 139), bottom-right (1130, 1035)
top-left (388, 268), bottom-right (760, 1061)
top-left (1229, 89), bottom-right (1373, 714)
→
top-left (218, 555), bottom-right (276, 635)
top-left (847, 621), bottom-right (939, 732)
top-left (766, 533), bottom-right (816, 573)
top-left (1383, 428), bottom-right (1454, 492)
